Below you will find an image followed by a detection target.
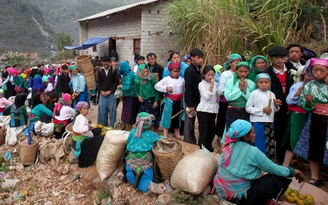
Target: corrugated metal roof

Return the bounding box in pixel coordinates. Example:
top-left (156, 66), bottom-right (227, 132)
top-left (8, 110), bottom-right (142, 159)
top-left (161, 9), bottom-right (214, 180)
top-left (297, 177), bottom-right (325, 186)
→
top-left (77, 0), bottom-right (160, 22)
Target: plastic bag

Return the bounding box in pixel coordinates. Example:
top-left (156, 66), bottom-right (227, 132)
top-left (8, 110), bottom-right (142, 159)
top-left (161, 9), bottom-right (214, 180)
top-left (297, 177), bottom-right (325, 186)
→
top-left (114, 89), bottom-right (123, 99)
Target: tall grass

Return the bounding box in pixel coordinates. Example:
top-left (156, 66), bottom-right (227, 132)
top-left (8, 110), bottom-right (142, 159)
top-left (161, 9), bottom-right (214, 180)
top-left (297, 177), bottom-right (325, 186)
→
top-left (164, 0), bottom-right (302, 64)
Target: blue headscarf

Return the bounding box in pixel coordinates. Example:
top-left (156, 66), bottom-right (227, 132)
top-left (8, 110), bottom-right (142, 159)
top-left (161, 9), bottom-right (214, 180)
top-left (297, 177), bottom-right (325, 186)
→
top-left (118, 61), bottom-right (134, 76)
top-left (255, 73), bottom-right (271, 82)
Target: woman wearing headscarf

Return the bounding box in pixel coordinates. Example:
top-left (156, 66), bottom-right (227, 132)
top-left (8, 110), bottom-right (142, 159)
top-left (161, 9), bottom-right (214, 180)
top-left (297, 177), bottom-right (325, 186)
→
top-left (248, 55), bottom-right (269, 82)
top-left (53, 93), bottom-right (75, 139)
top-left (216, 54), bottom-right (242, 137)
top-left (3, 93), bottom-right (28, 145)
top-left (69, 65), bottom-right (90, 108)
top-left (124, 112), bottom-right (163, 193)
top-left (72, 101), bottom-right (104, 168)
top-left (213, 119), bottom-right (305, 205)
top-left (117, 61), bottom-right (138, 131)
top-left (30, 92), bottom-right (53, 123)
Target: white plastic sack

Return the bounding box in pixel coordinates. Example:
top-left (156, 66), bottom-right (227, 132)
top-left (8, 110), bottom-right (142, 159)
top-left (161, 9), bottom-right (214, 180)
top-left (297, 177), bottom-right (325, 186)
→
top-left (34, 121), bottom-right (54, 136)
top-left (170, 147), bottom-right (218, 195)
top-left (6, 126), bottom-right (25, 146)
top-left (96, 130), bottom-right (129, 181)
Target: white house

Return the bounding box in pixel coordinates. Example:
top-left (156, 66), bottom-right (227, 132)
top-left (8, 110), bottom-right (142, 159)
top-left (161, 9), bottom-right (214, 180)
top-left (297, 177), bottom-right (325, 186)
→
top-left (76, 0), bottom-right (177, 66)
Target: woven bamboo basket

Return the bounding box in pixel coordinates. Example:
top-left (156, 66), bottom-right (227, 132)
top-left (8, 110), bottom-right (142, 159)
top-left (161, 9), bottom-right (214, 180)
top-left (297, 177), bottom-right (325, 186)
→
top-left (19, 140), bottom-right (38, 165)
top-left (152, 138), bottom-right (183, 180)
top-left (84, 71), bottom-right (96, 90)
top-left (76, 55), bottom-right (94, 74)
top-left (0, 126), bottom-right (5, 146)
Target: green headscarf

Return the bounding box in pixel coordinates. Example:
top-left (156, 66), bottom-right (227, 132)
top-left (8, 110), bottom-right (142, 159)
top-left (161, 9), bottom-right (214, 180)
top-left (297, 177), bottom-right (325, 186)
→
top-left (69, 65), bottom-right (77, 71)
top-left (135, 63), bottom-right (152, 85)
top-left (243, 50), bottom-right (253, 61)
top-left (249, 55), bottom-right (269, 73)
top-left (233, 61), bottom-right (250, 84)
top-left (223, 53), bottom-right (242, 69)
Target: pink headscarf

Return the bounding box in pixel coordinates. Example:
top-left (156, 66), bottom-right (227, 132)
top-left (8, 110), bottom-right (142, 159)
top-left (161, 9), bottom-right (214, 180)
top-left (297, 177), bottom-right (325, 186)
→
top-left (54, 65), bottom-right (61, 75)
top-left (44, 68), bottom-right (50, 74)
top-left (9, 69), bottom-right (19, 76)
top-left (53, 93), bottom-right (71, 116)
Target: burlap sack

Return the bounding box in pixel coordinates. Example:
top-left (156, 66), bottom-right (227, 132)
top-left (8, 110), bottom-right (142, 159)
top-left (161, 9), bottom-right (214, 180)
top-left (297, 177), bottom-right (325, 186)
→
top-left (170, 148), bottom-right (218, 195)
top-left (96, 130), bottom-right (129, 181)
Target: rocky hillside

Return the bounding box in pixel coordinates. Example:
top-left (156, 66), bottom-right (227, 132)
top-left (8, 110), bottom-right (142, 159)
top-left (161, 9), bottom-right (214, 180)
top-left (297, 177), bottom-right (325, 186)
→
top-left (0, 0), bottom-right (143, 57)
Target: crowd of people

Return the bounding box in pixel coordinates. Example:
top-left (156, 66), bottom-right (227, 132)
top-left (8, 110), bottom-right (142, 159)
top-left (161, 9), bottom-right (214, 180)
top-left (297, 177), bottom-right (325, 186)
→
top-left (0, 43), bottom-right (327, 204)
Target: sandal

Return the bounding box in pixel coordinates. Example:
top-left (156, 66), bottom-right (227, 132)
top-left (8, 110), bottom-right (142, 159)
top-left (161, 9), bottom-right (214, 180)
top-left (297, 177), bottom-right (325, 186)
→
top-left (174, 135), bottom-right (184, 141)
top-left (307, 178), bottom-right (323, 187)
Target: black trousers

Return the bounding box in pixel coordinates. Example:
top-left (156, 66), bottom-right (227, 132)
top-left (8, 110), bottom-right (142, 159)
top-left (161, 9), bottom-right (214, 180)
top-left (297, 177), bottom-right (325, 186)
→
top-left (215, 101), bottom-right (228, 137)
top-left (197, 111), bottom-right (216, 152)
top-left (229, 174), bottom-right (292, 205)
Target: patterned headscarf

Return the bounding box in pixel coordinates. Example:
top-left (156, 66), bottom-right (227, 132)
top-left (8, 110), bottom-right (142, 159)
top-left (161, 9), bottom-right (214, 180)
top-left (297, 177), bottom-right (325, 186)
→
top-left (135, 63), bottom-right (151, 85)
top-left (223, 54), bottom-right (242, 69)
top-left (134, 112), bottom-right (155, 138)
top-left (310, 58), bottom-right (328, 83)
top-left (75, 101), bottom-right (88, 111)
top-left (220, 120), bottom-right (252, 167)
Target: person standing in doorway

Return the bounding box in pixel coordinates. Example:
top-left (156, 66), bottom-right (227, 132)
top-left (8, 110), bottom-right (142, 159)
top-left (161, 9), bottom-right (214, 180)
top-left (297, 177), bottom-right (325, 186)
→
top-left (97, 56), bottom-right (120, 128)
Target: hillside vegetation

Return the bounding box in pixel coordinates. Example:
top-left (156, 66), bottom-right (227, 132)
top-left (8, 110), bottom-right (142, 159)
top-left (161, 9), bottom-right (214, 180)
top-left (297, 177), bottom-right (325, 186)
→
top-left (0, 0), bottom-right (143, 57)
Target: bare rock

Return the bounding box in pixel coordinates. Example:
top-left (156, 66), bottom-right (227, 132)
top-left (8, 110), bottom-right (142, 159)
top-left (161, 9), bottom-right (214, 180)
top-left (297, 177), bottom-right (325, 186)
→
top-left (62, 164), bottom-right (70, 175)
top-left (153, 193), bottom-right (172, 205)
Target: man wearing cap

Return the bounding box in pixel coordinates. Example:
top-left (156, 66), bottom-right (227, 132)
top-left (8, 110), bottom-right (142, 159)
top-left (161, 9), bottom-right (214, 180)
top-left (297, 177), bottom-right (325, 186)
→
top-left (146, 53), bottom-right (163, 82)
top-left (133, 56), bottom-right (145, 73)
top-left (265, 46), bottom-right (296, 163)
top-left (97, 56), bottom-right (120, 127)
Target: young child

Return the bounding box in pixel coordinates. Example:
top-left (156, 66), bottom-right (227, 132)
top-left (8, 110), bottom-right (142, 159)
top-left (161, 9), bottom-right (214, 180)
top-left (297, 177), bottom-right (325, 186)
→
top-left (155, 62), bottom-right (185, 139)
top-left (53, 93), bottom-right (75, 139)
top-left (196, 66), bottom-right (219, 152)
top-left (125, 112), bottom-right (163, 193)
top-left (134, 63), bottom-right (160, 131)
top-left (224, 62), bottom-right (255, 129)
top-left (117, 61), bottom-right (138, 131)
top-left (246, 73), bottom-right (281, 158)
top-left (282, 64), bottom-right (312, 167)
top-left (72, 101), bottom-right (104, 168)
top-left (0, 89), bottom-right (13, 114)
top-left (294, 58), bottom-right (328, 187)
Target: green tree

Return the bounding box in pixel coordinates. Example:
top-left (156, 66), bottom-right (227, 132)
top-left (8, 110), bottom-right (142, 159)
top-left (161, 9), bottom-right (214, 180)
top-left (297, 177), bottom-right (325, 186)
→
top-left (5, 51), bottom-right (28, 67)
top-left (57, 32), bottom-right (74, 51)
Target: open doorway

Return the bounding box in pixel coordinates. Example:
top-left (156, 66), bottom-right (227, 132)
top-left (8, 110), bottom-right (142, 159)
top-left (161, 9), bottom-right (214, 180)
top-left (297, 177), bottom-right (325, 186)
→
top-left (108, 38), bottom-right (117, 58)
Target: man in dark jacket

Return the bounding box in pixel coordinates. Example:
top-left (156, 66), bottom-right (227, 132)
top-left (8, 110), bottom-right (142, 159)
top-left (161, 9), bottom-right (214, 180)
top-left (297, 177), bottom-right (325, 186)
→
top-left (97, 56), bottom-right (120, 127)
top-left (265, 46), bottom-right (296, 164)
top-left (184, 48), bottom-right (204, 144)
top-left (146, 52), bottom-right (163, 82)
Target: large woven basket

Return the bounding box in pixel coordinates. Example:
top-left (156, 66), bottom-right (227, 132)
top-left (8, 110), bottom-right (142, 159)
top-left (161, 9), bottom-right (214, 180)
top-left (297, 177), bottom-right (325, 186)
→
top-left (152, 138), bottom-right (183, 180)
top-left (84, 71), bottom-right (96, 90)
top-left (76, 55), bottom-right (94, 74)
top-left (19, 140), bottom-right (39, 165)
top-left (0, 126), bottom-right (5, 146)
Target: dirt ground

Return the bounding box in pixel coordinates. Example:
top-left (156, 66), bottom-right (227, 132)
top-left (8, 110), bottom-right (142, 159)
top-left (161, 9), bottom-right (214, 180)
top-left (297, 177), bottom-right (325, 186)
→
top-left (0, 101), bottom-right (327, 204)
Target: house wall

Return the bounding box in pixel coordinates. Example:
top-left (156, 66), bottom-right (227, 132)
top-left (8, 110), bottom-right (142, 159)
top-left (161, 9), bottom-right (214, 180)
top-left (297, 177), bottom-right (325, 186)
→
top-left (79, 9), bottom-right (142, 64)
top-left (140, 2), bottom-right (178, 67)
top-left (78, 0), bottom-right (179, 67)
